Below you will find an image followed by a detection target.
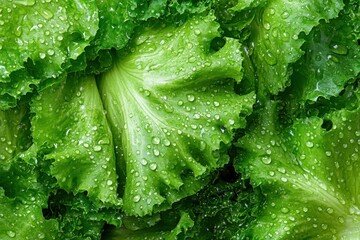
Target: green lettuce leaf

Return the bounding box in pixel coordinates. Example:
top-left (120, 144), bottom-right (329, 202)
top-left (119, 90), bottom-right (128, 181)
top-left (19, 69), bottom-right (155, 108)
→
top-left (103, 211), bottom-right (194, 240)
top-left (289, 1), bottom-right (360, 101)
top-left (184, 177), bottom-right (262, 240)
top-left (30, 74), bottom-right (119, 205)
top-left (0, 158), bottom-right (58, 240)
top-left (99, 13), bottom-right (255, 216)
top-left (236, 95), bottom-right (360, 239)
top-left (246, 0), bottom-right (343, 97)
top-left (43, 190), bottom-right (121, 240)
top-left (94, 0), bottom-right (140, 51)
top-left (0, 0), bottom-right (99, 110)
top-left (0, 101), bottom-right (31, 170)
top-left (0, 189), bottom-right (58, 240)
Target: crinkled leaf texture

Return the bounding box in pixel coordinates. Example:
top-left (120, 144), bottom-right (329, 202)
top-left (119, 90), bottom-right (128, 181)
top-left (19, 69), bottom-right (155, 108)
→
top-left (236, 96), bottom-right (360, 239)
top-left (246, 0), bottom-right (343, 97)
top-left (30, 74), bottom-right (119, 205)
top-left (0, 0), bottom-right (99, 110)
top-left (0, 102), bottom-right (31, 170)
top-left (103, 211), bottom-right (194, 240)
top-left (99, 13), bottom-right (255, 216)
top-left (94, 0), bottom-right (140, 51)
top-left (0, 158), bottom-right (59, 240)
top-left (290, 1), bottom-right (360, 101)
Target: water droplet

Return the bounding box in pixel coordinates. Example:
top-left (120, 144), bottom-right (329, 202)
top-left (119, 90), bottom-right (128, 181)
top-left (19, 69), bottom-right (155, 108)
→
top-left (326, 208), bottom-right (334, 214)
top-left (193, 113), bottom-right (201, 119)
top-left (39, 52), bottom-right (46, 59)
top-left (261, 156), bottom-right (272, 164)
top-left (40, 9), bottom-right (54, 20)
top-left (281, 207), bottom-right (289, 213)
top-left (264, 50), bottom-right (277, 65)
top-left (152, 137), bottom-right (160, 145)
top-left (194, 29), bottom-right (201, 35)
top-left (177, 100), bottom-right (184, 106)
top-left (282, 31), bottom-right (289, 41)
top-left (93, 145), bottom-right (102, 152)
top-left (187, 94), bottom-right (195, 102)
top-left (133, 195), bottom-right (141, 203)
top-left (107, 180), bottom-right (113, 186)
top-left (315, 68), bottom-right (324, 79)
top-left (38, 233), bottom-right (45, 239)
top-left (7, 231), bottom-right (16, 238)
top-left (164, 103), bottom-right (174, 113)
top-left (338, 216), bottom-right (345, 224)
top-left (281, 11), bottom-right (289, 19)
top-left (303, 207), bottom-right (308, 212)
top-left (15, 26), bottom-right (22, 37)
top-left (269, 8), bottom-right (275, 15)
top-left (188, 56), bottom-right (196, 63)
top-left (213, 101), bottom-right (220, 107)
top-left (306, 141), bottom-right (314, 148)
top-left (327, 54), bottom-right (339, 63)
top-left (271, 27), bottom-right (279, 37)
top-left (326, 150), bottom-right (332, 157)
top-left (140, 158), bottom-right (148, 166)
top-left (149, 163), bottom-right (157, 170)
top-left (263, 22), bottom-right (271, 30)
top-left (330, 43), bottom-right (348, 55)
top-left (163, 139), bottom-right (171, 147)
top-left (281, 177), bottom-right (288, 182)
top-left (47, 49), bottom-right (55, 56)
top-left (153, 149), bottom-right (160, 156)
top-left (144, 90), bottom-right (151, 97)
top-left (229, 119), bottom-right (235, 125)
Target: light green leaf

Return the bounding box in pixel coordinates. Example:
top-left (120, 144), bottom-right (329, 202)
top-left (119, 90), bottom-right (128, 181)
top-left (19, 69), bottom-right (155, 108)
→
top-left (30, 74), bottom-right (119, 205)
top-left (0, 0), bottom-right (99, 110)
top-left (99, 13), bottom-right (255, 216)
top-left (94, 0), bottom-right (140, 51)
top-left (237, 97), bottom-right (360, 239)
top-left (247, 0), bottom-right (343, 97)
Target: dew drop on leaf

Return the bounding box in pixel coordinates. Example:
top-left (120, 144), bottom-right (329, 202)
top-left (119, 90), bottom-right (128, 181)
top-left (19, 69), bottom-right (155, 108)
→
top-left (6, 231), bottom-right (16, 238)
top-left (133, 195), bottom-right (141, 203)
top-left (151, 137), bottom-right (160, 145)
top-left (281, 11), bottom-right (289, 19)
top-left (330, 43), bottom-right (348, 55)
top-left (149, 163), bottom-right (157, 170)
top-left (187, 94), bottom-right (195, 102)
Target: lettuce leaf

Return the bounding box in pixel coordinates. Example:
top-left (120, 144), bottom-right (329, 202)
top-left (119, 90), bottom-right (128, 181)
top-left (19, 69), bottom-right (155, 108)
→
top-left (99, 13), bottom-right (255, 216)
top-left (290, 1), bottom-right (360, 101)
top-left (246, 0), bottom-right (343, 97)
top-left (0, 101), bottom-right (31, 170)
top-left (30, 74), bottom-right (119, 205)
top-left (236, 93), bottom-right (360, 239)
top-left (0, 158), bottom-right (58, 240)
top-left (0, 0), bottom-right (99, 110)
